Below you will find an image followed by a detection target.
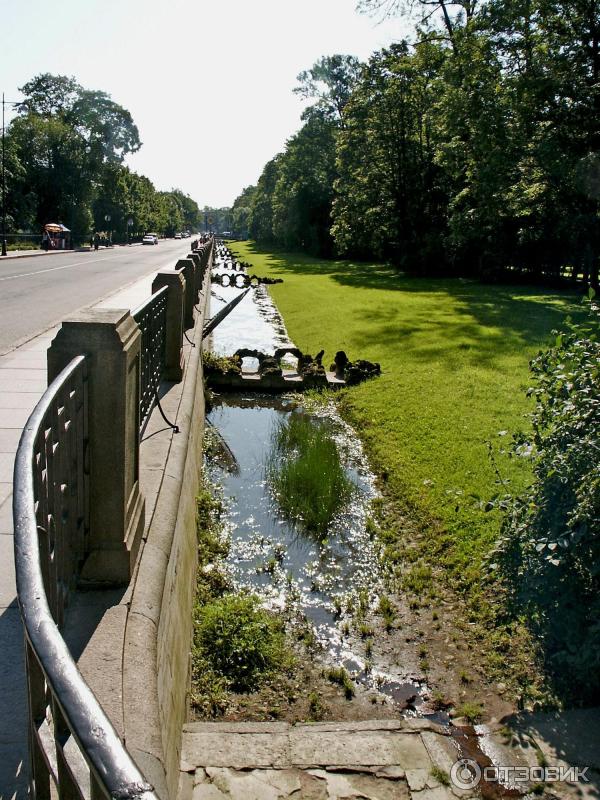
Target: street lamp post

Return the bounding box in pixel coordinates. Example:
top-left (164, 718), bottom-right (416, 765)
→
top-left (2, 93), bottom-right (5, 257)
top-left (2, 93), bottom-right (21, 257)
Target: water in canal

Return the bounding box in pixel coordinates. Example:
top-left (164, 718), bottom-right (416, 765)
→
top-left (205, 250), bottom-right (427, 710)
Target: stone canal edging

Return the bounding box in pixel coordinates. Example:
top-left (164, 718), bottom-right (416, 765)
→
top-left (178, 719), bottom-right (474, 799)
top-left (121, 263), bottom-right (212, 798)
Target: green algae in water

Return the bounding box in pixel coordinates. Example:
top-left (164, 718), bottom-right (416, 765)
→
top-left (267, 414), bottom-right (356, 536)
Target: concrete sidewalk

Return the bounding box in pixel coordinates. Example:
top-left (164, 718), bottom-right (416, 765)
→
top-left (0, 266), bottom-right (163, 797)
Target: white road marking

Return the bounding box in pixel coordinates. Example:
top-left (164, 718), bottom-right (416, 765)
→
top-left (0, 255), bottom-right (117, 282)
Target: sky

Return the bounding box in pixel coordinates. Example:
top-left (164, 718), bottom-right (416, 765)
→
top-left (1, 0), bottom-right (407, 208)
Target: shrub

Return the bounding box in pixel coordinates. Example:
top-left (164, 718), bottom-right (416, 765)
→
top-left (202, 351), bottom-right (242, 374)
top-left (494, 296), bottom-right (600, 700)
top-left (267, 414), bottom-right (355, 534)
top-left (326, 666), bottom-right (355, 699)
top-left (194, 594), bottom-right (287, 692)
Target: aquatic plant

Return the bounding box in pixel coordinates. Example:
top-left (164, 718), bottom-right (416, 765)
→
top-left (194, 594), bottom-right (288, 692)
top-left (267, 414), bottom-right (355, 535)
top-left (308, 690), bottom-right (326, 720)
top-left (377, 594), bottom-right (396, 632)
top-left (358, 622), bottom-right (374, 639)
top-left (326, 666), bottom-right (355, 699)
top-left (455, 701), bottom-right (484, 723)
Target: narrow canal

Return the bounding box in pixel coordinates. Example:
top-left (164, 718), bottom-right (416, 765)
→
top-left (204, 244), bottom-right (429, 712)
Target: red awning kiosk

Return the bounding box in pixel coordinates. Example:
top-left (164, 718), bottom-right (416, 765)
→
top-left (42, 223), bottom-right (71, 250)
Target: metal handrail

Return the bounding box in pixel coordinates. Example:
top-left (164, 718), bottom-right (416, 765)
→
top-left (13, 355), bottom-right (158, 799)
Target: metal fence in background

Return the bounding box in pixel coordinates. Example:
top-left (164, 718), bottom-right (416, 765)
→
top-left (132, 285), bottom-right (177, 434)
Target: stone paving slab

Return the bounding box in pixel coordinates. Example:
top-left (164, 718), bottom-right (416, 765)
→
top-left (0, 393), bottom-right (39, 412)
top-left (0, 532), bottom-right (17, 609)
top-left (0, 407), bottom-right (36, 429)
top-left (180, 721), bottom-right (472, 800)
top-left (0, 484), bottom-right (11, 507)
top-left (0, 452), bottom-right (15, 483)
top-left (289, 727), bottom-right (430, 769)
top-left (0, 352), bottom-right (47, 369)
top-left (0, 429), bottom-right (21, 453)
top-left (17, 334), bottom-right (57, 352)
top-left (0, 377), bottom-right (47, 394)
top-left (0, 368), bottom-right (47, 385)
top-left (182, 730), bottom-right (290, 770)
top-left (0, 501), bottom-right (12, 534)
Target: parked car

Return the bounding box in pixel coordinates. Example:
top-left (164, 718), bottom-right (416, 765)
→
top-left (174, 232), bottom-right (182, 239)
top-left (143, 233), bottom-right (159, 245)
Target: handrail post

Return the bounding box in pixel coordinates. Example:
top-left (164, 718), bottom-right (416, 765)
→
top-left (47, 309), bottom-right (145, 585)
top-left (151, 269), bottom-right (186, 381)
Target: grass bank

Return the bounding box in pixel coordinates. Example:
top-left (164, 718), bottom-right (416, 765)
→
top-left (226, 241), bottom-right (582, 705)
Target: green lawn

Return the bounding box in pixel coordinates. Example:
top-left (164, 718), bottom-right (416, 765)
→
top-left (228, 242), bottom-right (581, 587)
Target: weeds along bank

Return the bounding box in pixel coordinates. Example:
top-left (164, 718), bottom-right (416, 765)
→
top-left (223, 240), bottom-right (583, 709)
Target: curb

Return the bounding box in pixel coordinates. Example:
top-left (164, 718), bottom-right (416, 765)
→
top-left (0, 243), bottom-right (147, 260)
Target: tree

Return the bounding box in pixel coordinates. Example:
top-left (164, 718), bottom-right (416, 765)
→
top-left (7, 113), bottom-right (94, 237)
top-left (232, 185), bottom-right (257, 238)
top-left (169, 189), bottom-right (202, 232)
top-left (272, 111), bottom-right (338, 256)
top-left (294, 55), bottom-right (362, 124)
top-left (70, 89), bottom-right (141, 164)
top-left (18, 74), bottom-right (81, 117)
top-left (356, 0), bottom-right (482, 52)
top-left (249, 156), bottom-right (282, 243)
top-left (5, 74), bottom-right (147, 241)
top-left (332, 43), bottom-right (448, 268)
top-left (18, 74), bottom-right (141, 164)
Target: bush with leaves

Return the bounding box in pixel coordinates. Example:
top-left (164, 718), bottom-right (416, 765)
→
top-left (493, 295), bottom-right (600, 701)
top-left (194, 594), bottom-right (288, 693)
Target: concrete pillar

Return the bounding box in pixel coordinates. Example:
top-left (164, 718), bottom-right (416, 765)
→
top-left (187, 252), bottom-right (203, 297)
top-left (47, 309), bottom-right (145, 585)
top-left (151, 269), bottom-right (185, 381)
top-left (175, 258), bottom-right (196, 330)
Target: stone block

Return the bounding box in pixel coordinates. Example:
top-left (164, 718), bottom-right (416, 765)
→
top-left (181, 729), bottom-right (290, 769)
top-left (290, 728), bottom-right (431, 769)
top-left (176, 259), bottom-right (197, 330)
top-left (187, 252), bottom-right (204, 296)
top-left (152, 269), bottom-right (186, 382)
top-left (203, 768), bottom-right (297, 800)
top-left (421, 731), bottom-right (459, 775)
top-left (48, 309), bottom-right (144, 585)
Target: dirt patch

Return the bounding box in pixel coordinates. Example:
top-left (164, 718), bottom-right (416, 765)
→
top-left (191, 622), bottom-right (403, 725)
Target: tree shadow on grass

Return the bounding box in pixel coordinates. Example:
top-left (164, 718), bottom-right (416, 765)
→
top-left (242, 244), bottom-right (584, 365)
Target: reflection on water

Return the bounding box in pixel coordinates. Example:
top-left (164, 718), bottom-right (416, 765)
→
top-left (209, 284), bottom-right (290, 359)
top-left (206, 396), bottom-right (378, 620)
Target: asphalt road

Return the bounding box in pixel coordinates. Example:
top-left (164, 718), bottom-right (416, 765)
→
top-left (0, 240), bottom-right (196, 354)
